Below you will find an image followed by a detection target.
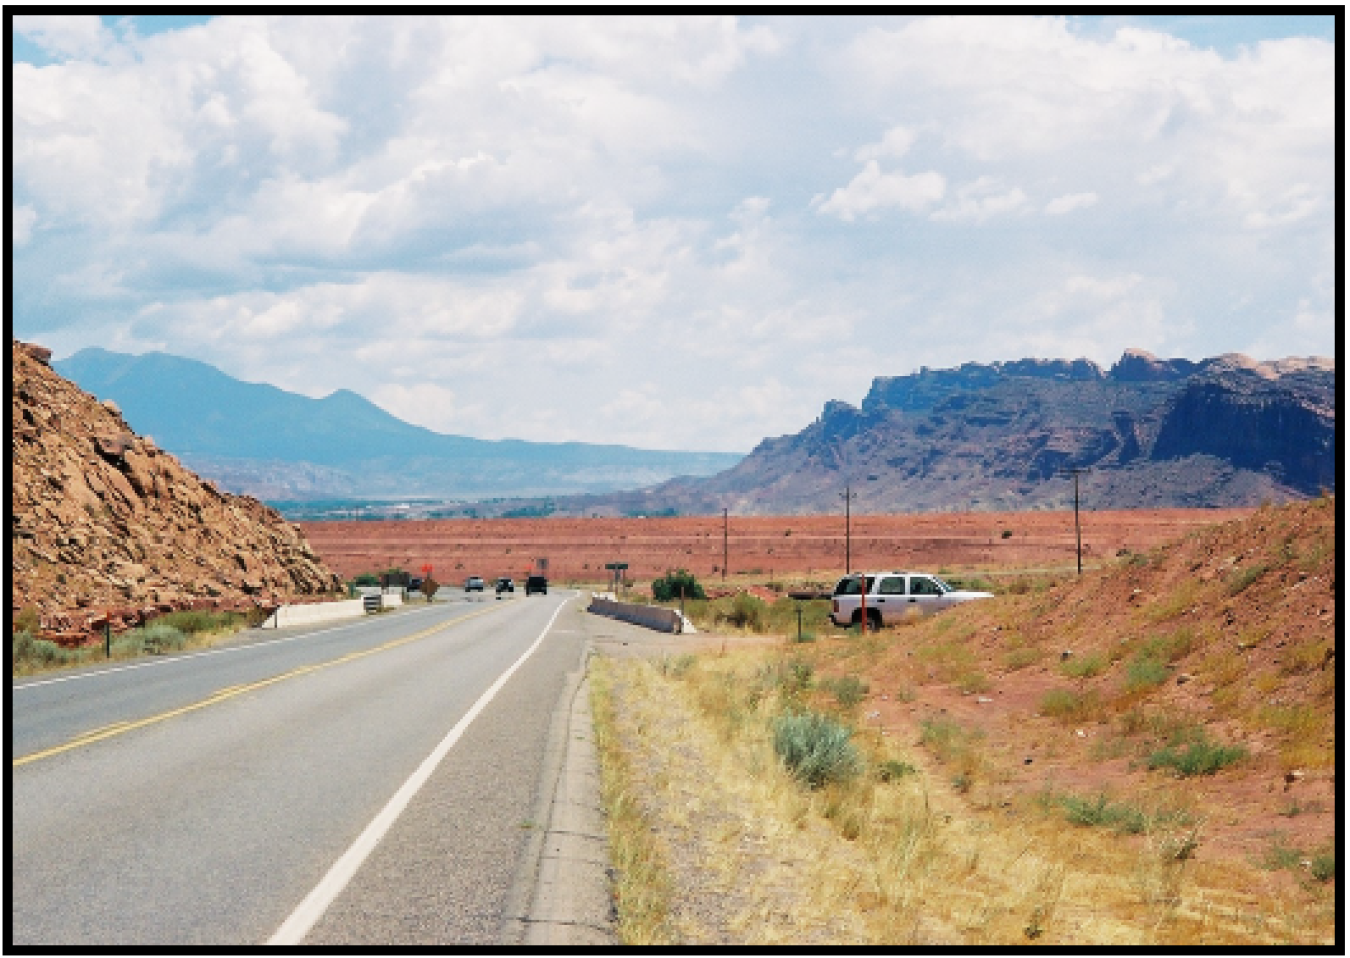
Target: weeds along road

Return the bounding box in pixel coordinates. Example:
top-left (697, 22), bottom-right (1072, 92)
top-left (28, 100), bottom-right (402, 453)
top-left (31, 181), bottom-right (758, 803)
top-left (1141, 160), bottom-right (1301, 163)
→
top-left (10, 591), bottom-right (590, 947)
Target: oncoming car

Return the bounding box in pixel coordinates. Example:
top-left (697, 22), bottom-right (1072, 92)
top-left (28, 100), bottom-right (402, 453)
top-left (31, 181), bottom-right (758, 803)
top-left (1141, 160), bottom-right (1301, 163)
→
top-left (495, 577), bottom-right (514, 595)
top-left (829, 571), bottom-right (993, 629)
top-left (464, 576), bottom-right (485, 592)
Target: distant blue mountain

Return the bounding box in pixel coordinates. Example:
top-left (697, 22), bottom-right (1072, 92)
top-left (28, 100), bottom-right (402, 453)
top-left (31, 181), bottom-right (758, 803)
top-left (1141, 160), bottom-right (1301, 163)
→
top-left (54, 348), bottom-right (743, 499)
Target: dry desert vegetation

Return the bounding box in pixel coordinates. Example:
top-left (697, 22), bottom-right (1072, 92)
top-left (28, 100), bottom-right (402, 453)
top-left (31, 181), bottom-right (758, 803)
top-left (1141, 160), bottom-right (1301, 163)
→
top-left (589, 496), bottom-right (1336, 946)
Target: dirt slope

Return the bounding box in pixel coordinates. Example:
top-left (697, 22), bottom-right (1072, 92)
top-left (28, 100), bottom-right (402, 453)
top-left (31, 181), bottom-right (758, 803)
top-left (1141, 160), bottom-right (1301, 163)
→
top-left (835, 495), bottom-right (1336, 872)
top-left (11, 341), bottom-right (342, 643)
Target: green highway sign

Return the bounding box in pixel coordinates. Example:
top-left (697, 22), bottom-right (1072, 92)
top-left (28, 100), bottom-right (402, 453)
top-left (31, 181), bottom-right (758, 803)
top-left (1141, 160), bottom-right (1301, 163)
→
top-left (604, 562), bottom-right (629, 570)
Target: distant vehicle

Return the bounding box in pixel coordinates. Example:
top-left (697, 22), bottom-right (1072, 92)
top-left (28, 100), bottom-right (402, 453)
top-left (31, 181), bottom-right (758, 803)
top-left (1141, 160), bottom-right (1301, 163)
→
top-left (464, 576), bottom-right (485, 592)
top-left (829, 572), bottom-right (993, 629)
top-left (495, 577), bottom-right (514, 594)
top-left (525, 575), bottom-right (548, 595)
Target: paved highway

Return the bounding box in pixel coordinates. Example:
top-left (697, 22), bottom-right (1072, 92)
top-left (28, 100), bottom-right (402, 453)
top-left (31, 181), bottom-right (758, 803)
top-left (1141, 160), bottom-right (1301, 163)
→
top-left (10, 591), bottom-right (595, 946)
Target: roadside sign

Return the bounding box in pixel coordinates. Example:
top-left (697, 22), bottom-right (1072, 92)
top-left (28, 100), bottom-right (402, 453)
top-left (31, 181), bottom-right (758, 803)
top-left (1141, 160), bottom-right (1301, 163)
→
top-left (604, 562), bottom-right (629, 570)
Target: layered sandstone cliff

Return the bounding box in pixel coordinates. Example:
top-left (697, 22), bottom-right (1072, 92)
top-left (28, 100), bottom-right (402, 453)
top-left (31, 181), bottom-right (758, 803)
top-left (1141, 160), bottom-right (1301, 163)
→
top-left (11, 340), bottom-right (343, 643)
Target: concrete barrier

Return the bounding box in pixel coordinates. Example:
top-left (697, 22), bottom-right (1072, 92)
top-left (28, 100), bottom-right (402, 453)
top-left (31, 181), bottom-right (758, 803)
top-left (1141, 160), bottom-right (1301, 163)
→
top-left (263, 599), bottom-right (368, 629)
top-left (587, 597), bottom-right (683, 634)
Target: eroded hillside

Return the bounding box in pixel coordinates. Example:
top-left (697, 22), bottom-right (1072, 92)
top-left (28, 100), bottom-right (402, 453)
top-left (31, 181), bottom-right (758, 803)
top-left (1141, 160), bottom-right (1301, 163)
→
top-left (11, 341), bottom-right (342, 643)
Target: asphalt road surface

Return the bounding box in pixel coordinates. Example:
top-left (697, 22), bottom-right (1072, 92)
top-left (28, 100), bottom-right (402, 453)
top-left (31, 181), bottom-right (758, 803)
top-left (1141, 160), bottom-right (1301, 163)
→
top-left (10, 590), bottom-right (594, 947)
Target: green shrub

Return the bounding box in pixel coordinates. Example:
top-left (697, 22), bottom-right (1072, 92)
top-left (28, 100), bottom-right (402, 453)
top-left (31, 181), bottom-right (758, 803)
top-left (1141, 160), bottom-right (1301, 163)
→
top-left (351, 573), bottom-right (380, 587)
top-left (722, 593), bottom-right (766, 631)
top-left (153, 609), bottom-right (244, 636)
top-left (1148, 736), bottom-right (1247, 777)
top-left (772, 711), bottom-right (863, 789)
top-left (1062, 793), bottom-right (1139, 831)
top-left (12, 630), bottom-right (75, 668)
top-left (651, 568), bottom-right (707, 602)
top-left (134, 623), bottom-right (188, 654)
top-left (111, 633), bottom-right (145, 656)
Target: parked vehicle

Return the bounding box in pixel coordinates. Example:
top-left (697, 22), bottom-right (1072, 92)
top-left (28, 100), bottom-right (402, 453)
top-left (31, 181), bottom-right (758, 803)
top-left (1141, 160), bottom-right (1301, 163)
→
top-left (495, 577), bottom-right (514, 594)
top-left (525, 575), bottom-right (548, 595)
top-left (464, 576), bottom-right (485, 592)
top-left (829, 572), bottom-right (993, 629)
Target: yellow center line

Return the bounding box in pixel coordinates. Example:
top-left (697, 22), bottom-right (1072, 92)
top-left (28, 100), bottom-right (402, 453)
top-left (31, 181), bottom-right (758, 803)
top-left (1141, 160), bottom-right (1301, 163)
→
top-left (14, 604), bottom-right (502, 768)
top-left (69, 720), bottom-right (134, 741)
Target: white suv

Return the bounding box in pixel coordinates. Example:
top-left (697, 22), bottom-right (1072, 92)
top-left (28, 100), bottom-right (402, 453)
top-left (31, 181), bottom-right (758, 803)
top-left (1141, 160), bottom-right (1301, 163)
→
top-left (829, 572), bottom-right (993, 629)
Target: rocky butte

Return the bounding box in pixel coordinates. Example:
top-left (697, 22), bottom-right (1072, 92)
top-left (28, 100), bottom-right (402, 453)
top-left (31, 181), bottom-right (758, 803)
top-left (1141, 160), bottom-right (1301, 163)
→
top-left (560, 349), bottom-right (1335, 517)
top-left (11, 340), bottom-right (343, 645)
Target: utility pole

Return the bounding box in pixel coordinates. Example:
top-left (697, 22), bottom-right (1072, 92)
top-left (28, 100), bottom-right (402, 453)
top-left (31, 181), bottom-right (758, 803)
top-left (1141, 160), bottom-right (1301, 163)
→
top-left (722, 507), bottom-right (728, 581)
top-left (1060, 467), bottom-right (1089, 574)
top-left (839, 484), bottom-right (857, 573)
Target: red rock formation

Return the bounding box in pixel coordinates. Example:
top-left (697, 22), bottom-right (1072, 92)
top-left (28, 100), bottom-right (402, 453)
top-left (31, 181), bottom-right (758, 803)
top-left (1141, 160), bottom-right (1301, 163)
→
top-left (11, 340), bottom-right (343, 644)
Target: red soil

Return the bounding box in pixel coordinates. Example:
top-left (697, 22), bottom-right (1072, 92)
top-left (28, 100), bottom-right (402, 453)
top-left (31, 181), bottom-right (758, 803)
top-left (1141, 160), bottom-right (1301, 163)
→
top-left (299, 508), bottom-right (1255, 586)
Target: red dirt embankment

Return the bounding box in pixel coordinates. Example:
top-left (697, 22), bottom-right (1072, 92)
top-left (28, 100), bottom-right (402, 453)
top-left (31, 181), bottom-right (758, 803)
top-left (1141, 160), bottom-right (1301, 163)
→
top-left (299, 509), bottom-right (1255, 585)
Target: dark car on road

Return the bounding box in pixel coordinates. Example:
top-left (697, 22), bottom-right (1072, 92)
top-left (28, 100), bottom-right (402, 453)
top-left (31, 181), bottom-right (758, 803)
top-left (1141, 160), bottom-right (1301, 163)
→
top-left (495, 577), bottom-right (514, 595)
top-left (525, 575), bottom-right (548, 595)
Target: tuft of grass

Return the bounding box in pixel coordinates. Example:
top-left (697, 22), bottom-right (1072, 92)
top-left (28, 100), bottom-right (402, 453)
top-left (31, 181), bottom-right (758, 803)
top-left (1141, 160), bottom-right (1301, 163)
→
top-left (1124, 654), bottom-right (1170, 692)
top-left (1310, 848), bottom-right (1336, 883)
top-left (819, 673), bottom-right (869, 708)
top-left (771, 710), bottom-right (864, 790)
top-left (955, 670), bottom-right (991, 694)
top-left (914, 640), bottom-right (979, 686)
top-left (1004, 647), bottom-right (1044, 671)
top-left (1039, 688), bottom-right (1100, 723)
top-left (1058, 792), bottom-right (1193, 835)
top-left (1142, 580), bottom-right (1201, 623)
top-left (656, 653), bottom-right (697, 678)
top-left (875, 759), bottom-right (916, 782)
top-left (1226, 563), bottom-right (1267, 596)
top-left (1148, 734), bottom-right (1247, 777)
top-left (1261, 837), bottom-right (1303, 871)
top-left (1059, 651), bottom-right (1109, 679)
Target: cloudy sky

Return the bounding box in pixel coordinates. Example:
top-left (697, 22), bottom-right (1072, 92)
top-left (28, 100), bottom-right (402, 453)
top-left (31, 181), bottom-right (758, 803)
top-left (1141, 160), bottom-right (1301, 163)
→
top-left (11, 14), bottom-right (1336, 453)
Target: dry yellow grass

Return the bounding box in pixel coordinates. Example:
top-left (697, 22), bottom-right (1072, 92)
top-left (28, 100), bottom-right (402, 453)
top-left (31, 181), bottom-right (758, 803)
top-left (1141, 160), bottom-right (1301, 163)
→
top-left (593, 647), bottom-right (1336, 946)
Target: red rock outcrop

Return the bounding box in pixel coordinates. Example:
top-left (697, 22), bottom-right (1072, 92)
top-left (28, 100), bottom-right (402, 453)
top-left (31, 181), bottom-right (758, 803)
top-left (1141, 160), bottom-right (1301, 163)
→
top-left (11, 340), bottom-right (343, 644)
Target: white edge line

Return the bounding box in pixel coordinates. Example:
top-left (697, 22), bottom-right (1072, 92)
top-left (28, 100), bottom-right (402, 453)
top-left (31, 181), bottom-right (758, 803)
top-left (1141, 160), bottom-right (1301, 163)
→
top-left (266, 596), bottom-right (572, 946)
top-left (10, 603), bottom-right (453, 691)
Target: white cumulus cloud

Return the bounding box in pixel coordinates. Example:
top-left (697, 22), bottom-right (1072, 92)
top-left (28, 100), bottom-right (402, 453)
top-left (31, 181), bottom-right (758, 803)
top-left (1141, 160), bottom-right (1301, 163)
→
top-left (814, 161), bottom-right (946, 221)
top-left (1044, 191), bottom-right (1098, 215)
